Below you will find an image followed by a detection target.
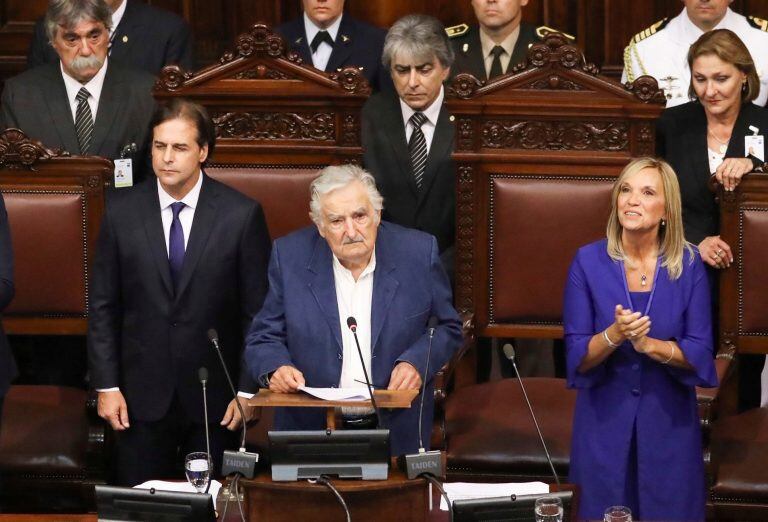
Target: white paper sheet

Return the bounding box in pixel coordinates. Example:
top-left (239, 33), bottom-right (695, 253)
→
top-left (439, 481), bottom-right (550, 510)
top-left (134, 479), bottom-right (223, 501)
top-left (298, 385), bottom-right (371, 401)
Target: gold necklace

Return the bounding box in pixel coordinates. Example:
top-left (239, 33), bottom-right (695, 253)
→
top-left (707, 127), bottom-right (730, 155)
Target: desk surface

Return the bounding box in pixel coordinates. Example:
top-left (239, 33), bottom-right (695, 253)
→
top-left (249, 388), bottom-right (418, 408)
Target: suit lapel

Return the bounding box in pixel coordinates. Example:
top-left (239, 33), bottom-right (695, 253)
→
top-left (90, 62), bottom-right (122, 156)
top-left (418, 102), bottom-right (454, 207)
top-left (326, 16), bottom-right (354, 73)
top-left (141, 182), bottom-right (174, 296)
top-left (727, 103), bottom-right (756, 158)
top-left (685, 104), bottom-right (711, 182)
top-left (286, 20), bottom-right (313, 65)
top-left (109, 0), bottom-right (141, 63)
top-left (507, 24), bottom-right (536, 73)
top-left (381, 95), bottom-right (419, 197)
top-left (174, 175), bottom-right (219, 300)
top-left (465, 27), bottom-right (487, 81)
top-left (42, 66), bottom-right (80, 154)
top-left (307, 234), bottom-right (343, 350)
top-left (370, 226), bottom-right (399, 353)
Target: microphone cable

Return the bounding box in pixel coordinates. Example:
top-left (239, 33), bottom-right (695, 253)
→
top-left (314, 475), bottom-right (351, 522)
top-left (421, 473), bottom-right (453, 522)
top-left (220, 473), bottom-right (246, 522)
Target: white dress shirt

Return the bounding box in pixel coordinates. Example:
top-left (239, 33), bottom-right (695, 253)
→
top-left (157, 172), bottom-right (202, 254)
top-left (399, 86), bottom-right (445, 155)
top-left (479, 25), bottom-right (521, 78)
top-left (60, 58), bottom-right (109, 123)
top-left (303, 12), bottom-right (342, 72)
top-left (110, 0), bottom-right (127, 40)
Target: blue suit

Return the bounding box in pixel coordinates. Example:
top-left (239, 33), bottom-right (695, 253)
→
top-left (276, 14), bottom-right (391, 92)
top-left (245, 221), bottom-right (462, 456)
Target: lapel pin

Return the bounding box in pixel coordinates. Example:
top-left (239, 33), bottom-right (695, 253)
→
top-left (296, 37), bottom-right (303, 44)
top-left (122, 35), bottom-right (128, 43)
top-left (449, 115), bottom-right (455, 122)
top-left (341, 34), bottom-right (349, 42)
top-left (463, 43), bottom-right (469, 53)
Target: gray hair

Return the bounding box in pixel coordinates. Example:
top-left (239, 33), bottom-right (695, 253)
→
top-left (309, 164), bottom-right (384, 226)
top-left (382, 14), bottom-right (454, 69)
top-left (45, 0), bottom-right (112, 45)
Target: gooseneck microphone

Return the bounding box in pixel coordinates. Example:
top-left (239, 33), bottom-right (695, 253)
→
top-left (207, 329), bottom-right (259, 479)
top-left (503, 343), bottom-right (560, 486)
top-left (198, 367), bottom-right (212, 494)
top-left (346, 316), bottom-right (383, 428)
top-left (417, 316), bottom-right (439, 450)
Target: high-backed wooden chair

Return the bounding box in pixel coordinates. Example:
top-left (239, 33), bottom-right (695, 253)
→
top-left (433, 34), bottom-right (668, 481)
top-left (0, 129), bottom-right (111, 511)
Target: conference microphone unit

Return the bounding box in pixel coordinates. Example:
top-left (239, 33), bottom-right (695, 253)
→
top-left (346, 316), bottom-right (383, 429)
top-left (402, 316), bottom-right (445, 480)
top-left (207, 329), bottom-right (259, 479)
top-left (197, 367), bottom-right (213, 494)
top-left (502, 343), bottom-right (560, 486)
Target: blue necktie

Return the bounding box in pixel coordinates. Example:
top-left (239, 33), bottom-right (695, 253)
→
top-left (168, 201), bottom-right (186, 290)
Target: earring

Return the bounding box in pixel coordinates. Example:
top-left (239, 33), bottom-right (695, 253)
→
top-left (660, 218), bottom-right (666, 227)
top-left (743, 81), bottom-right (748, 93)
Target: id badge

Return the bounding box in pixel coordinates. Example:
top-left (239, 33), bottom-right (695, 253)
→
top-left (745, 134), bottom-right (764, 161)
top-left (114, 158), bottom-right (133, 188)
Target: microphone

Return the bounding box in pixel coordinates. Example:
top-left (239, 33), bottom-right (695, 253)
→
top-left (402, 317), bottom-right (445, 480)
top-left (503, 343), bottom-right (560, 486)
top-left (198, 367), bottom-right (212, 494)
top-left (207, 329), bottom-right (259, 479)
top-left (346, 316), bottom-right (383, 429)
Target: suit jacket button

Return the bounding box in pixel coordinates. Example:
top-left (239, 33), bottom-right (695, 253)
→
top-left (631, 388), bottom-right (640, 396)
top-left (171, 322), bottom-right (178, 327)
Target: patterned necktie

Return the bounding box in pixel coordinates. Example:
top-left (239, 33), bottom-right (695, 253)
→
top-left (168, 201), bottom-right (186, 290)
top-left (74, 87), bottom-right (93, 155)
top-left (408, 112), bottom-right (428, 190)
top-left (310, 30), bottom-right (334, 53)
top-left (489, 45), bottom-right (505, 80)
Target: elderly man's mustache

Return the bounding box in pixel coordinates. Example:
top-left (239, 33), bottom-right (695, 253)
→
top-left (70, 54), bottom-right (104, 72)
top-left (343, 236), bottom-right (365, 245)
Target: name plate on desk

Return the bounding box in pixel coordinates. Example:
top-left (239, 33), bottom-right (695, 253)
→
top-left (269, 429), bottom-right (390, 481)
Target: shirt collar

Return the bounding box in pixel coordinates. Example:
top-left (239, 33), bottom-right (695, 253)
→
top-left (399, 85), bottom-right (445, 128)
top-left (157, 170), bottom-right (204, 210)
top-left (111, 0), bottom-right (128, 36)
top-left (478, 24), bottom-right (521, 60)
top-left (332, 247), bottom-right (377, 280)
top-left (60, 57), bottom-right (109, 107)
top-left (303, 12), bottom-right (343, 46)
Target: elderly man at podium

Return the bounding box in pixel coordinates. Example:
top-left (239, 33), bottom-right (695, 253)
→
top-left (245, 164), bottom-right (462, 456)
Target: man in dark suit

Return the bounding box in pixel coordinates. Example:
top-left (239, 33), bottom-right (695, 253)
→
top-left (88, 98), bottom-right (271, 486)
top-left (1, 0), bottom-right (155, 180)
top-left (27, 0), bottom-right (194, 75)
top-left (449, 0), bottom-right (541, 81)
top-left (245, 165), bottom-right (462, 456)
top-left (0, 194), bottom-right (16, 433)
top-left (277, 0), bottom-right (390, 91)
top-left (362, 14), bottom-right (456, 279)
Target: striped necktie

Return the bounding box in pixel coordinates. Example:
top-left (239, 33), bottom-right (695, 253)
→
top-left (74, 87), bottom-right (94, 155)
top-left (408, 112), bottom-right (428, 190)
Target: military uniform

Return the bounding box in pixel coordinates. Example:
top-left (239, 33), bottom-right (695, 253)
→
top-left (622, 8), bottom-right (768, 107)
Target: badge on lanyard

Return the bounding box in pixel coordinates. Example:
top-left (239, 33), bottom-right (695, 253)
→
top-left (114, 143), bottom-right (137, 188)
top-left (745, 125), bottom-right (764, 161)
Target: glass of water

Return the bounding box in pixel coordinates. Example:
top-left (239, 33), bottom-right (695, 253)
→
top-left (535, 496), bottom-right (563, 522)
top-left (184, 452), bottom-right (211, 494)
top-left (604, 505), bottom-right (632, 522)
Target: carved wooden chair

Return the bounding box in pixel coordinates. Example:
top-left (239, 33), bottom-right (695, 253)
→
top-left (0, 129), bottom-right (111, 512)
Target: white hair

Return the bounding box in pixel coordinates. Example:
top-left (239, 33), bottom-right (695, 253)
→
top-left (309, 164), bottom-right (384, 225)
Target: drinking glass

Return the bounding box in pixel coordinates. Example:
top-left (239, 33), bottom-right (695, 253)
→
top-left (604, 505), bottom-right (632, 522)
top-left (535, 496), bottom-right (563, 522)
top-left (184, 452), bottom-right (211, 494)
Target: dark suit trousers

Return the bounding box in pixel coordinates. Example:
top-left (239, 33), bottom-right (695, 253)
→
top-left (115, 393), bottom-right (238, 487)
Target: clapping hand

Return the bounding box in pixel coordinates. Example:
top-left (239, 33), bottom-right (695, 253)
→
top-left (614, 304), bottom-right (651, 352)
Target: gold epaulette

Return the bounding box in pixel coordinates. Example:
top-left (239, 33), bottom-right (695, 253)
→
top-left (631, 18), bottom-right (670, 44)
top-left (535, 25), bottom-right (574, 41)
top-left (445, 24), bottom-right (469, 38)
top-left (748, 16), bottom-right (768, 32)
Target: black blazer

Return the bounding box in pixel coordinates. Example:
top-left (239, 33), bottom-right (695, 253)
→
top-left (87, 175), bottom-right (271, 423)
top-left (361, 91), bottom-right (456, 256)
top-left (277, 14), bottom-right (391, 92)
top-left (450, 23), bottom-right (540, 81)
top-left (0, 194), bottom-right (16, 398)
top-left (656, 101), bottom-right (768, 244)
top-left (27, 0), bottom-right (194, 74)
top-left (0, 61), bottom-right (155, 179)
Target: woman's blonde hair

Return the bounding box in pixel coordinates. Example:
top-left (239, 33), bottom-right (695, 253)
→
top-left (606, 157), bottom-right (693, 280)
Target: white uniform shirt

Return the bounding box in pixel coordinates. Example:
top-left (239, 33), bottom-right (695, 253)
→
top-left (622, 8), bottom-right (768, 107)
top-left (303, 12), bottom-right (342, 72)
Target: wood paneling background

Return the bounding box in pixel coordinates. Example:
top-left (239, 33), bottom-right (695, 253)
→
top-left (2, 0), bottom-right (768, 88)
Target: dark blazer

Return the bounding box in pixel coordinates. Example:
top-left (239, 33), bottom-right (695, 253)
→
top-left (88, 175), bottom-right (271, 424)
top-left (277, 14), bottom-right (391, 92)
top-left (0, 194), bottom-right (16, 399)
top-left (656, 101), bottom-right (768, 245)
top-left (0, 61), bottom-right (155, 179)
top-left (362, 91), bottom-right (456, 256)
top-left (450, 23), bottom-right (540, 81)
top-left (27, 0), bottom-right (194, 74)
top-left (245, 221), bottom-right (462, 456)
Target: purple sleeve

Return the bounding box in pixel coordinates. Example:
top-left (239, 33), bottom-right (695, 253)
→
top-left (563, 252), bottom-right (607, 389)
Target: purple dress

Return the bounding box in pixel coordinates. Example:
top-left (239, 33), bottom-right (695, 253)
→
top-left (564, 239), bottom-right (717, 521)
